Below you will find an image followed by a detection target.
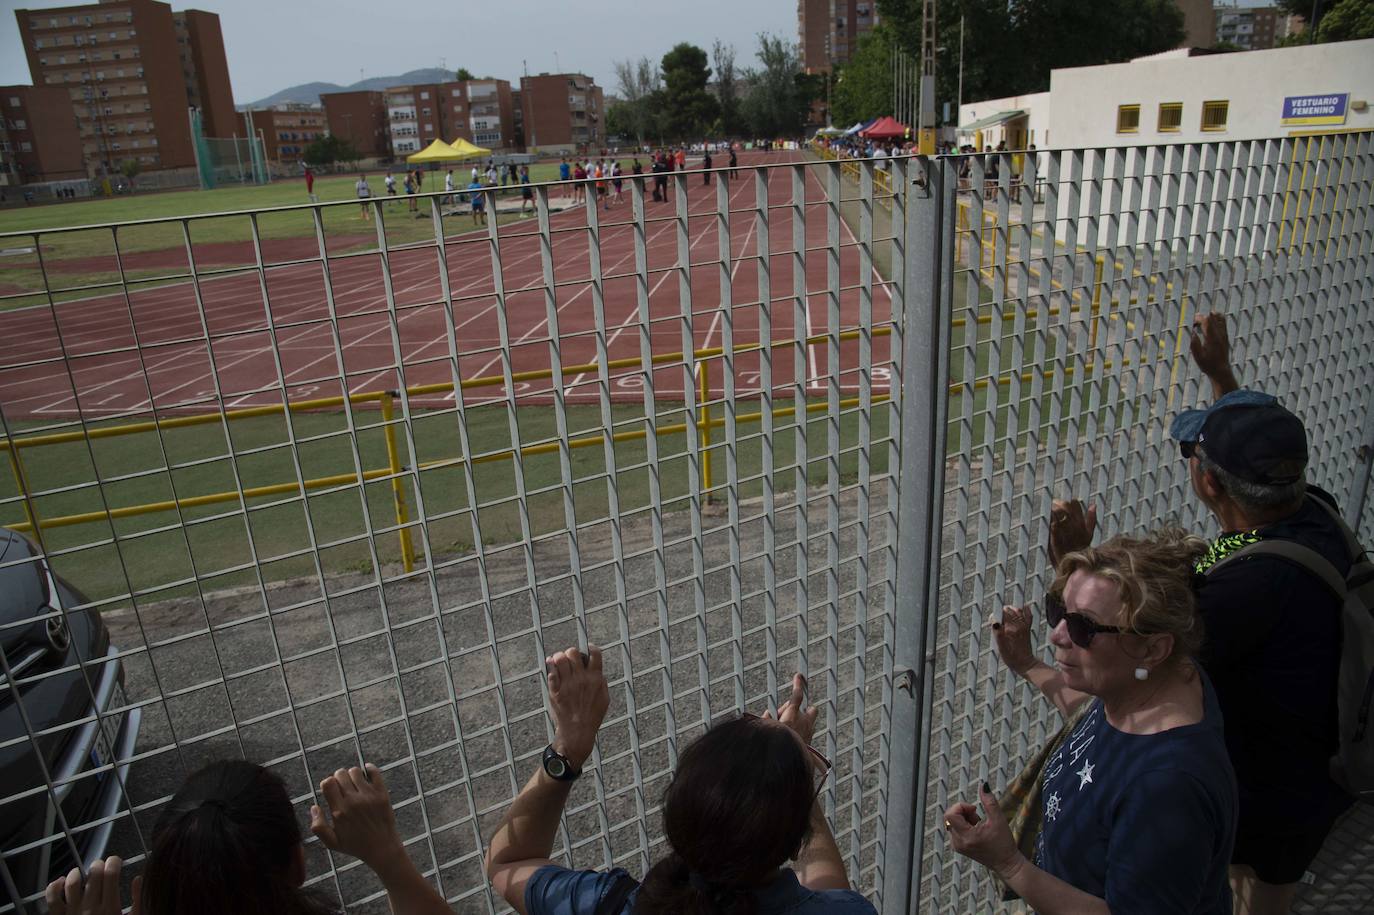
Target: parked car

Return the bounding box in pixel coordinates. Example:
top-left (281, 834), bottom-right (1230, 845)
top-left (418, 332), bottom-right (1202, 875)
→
top-left (1, 528), bottom-right (140, 909)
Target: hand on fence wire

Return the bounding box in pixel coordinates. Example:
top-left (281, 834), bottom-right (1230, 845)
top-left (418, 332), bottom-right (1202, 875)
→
top-left (311, 763), bottom-right (407, 873)
top-left (943, 782), bottom-right (1022, 878)
top-left (764, 672), bottom-right (820, 747)
top-left (45, 856), bottom-right (141, 915)
top-left (1188, 312), bottom-right (1232, 380)
top-left (1047, 499), bottom-right (1097, 569)
top-left (991, 605), bottom-right (1037, 677)
top-left (546, 645), bottom-right (610, 769)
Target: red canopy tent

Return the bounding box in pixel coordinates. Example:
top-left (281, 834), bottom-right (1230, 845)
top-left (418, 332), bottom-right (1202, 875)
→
top-left (860, 116), bottom-right (909, 140)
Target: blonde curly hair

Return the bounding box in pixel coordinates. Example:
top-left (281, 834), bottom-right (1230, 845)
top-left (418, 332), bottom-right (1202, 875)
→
top-left (1051, 526), bottom-right (1209, 666)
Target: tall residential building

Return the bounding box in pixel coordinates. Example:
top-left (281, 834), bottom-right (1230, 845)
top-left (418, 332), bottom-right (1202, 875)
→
top-left (321, 90), bottom-right (388, 157)
top-left (248, 103), bottom-right (326, 166)
top-left (173, 9), bottom-right (235, 137)
top-left (799, 0), bottom-right (879, 73)
top-left (386, 79), bottom-right (519, 157)
top-left (384, 83), bottom-right (444, 156)
top-left (1215, 4), bottom-right (1290, 50)
top-left (0, 85), bottom-right (86, 186)
top-left (14, 0), bottom-right (237, 175)
top-left (520, 73), bottom-right (603, 154)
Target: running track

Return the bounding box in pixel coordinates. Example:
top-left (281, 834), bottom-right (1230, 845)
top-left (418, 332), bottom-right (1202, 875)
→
top-left (0, 152), bottom-right (892, 421)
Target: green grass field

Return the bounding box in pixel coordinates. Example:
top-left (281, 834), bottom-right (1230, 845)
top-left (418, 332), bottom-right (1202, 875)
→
top-left (3, 398), bottom-right (894, 606)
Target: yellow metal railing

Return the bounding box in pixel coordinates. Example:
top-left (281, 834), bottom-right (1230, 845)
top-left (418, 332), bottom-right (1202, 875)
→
top-left (3, 327), bottom-right (897, 574)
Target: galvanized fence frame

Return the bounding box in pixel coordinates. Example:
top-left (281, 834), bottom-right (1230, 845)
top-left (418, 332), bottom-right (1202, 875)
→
top-left (907, 133), bottom-right (1374, 912)
top-left (0, 156), bottom-right (905, 913)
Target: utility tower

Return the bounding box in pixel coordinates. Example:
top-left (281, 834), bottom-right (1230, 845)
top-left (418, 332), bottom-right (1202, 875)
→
top-left (918, 0), bottom-right (937, 153)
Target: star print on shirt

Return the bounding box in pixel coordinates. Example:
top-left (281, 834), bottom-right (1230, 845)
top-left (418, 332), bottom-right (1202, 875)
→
top-left (1044, 791), bottom-right (1062, 823)
top-left (1076, 760), bottom-right (1094, 789)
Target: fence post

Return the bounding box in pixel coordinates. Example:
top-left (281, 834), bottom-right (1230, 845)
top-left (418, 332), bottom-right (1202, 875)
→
top-left (881, 154), bottom-right (952, 912)
top-left (380, 392), bottom-right (416, 572)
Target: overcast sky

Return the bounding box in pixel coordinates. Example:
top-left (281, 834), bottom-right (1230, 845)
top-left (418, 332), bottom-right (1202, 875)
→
top-left (1, 0), bottom-right (796, 104)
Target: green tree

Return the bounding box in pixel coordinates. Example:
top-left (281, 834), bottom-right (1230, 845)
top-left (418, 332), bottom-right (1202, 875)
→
top-left (660, 43), bottom-right (719, 140)
top-left (739, 33), bottom-right (813, 138)
top-left (1306, 0), bottom-right (1374, 41)
top-left (831, 24), bottom-right (896, 127)
top-left (454, 67), bottom-right (476, 81)
top-left (878, 0), bottom-right (1185, 111)
top-left (303, 134), bottom-right (360, 167)
top-left (712, 40), bottom-right (743, 136)
top-left (119, 158), bottom-right (141, 191)
top-left (612, 56), bottom-right (663, 145)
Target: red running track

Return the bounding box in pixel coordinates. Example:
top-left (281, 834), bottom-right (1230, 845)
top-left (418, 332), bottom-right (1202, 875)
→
top-left (0, 152), bottom-right (894, 421)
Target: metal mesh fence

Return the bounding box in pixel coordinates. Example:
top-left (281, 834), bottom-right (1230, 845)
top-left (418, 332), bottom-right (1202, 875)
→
top-left (0, 155), bottom-right (904, 913)
top-left (917, 133), bottom-right (1374, 910)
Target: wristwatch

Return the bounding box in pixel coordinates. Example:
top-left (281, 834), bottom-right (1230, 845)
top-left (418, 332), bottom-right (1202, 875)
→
top-left (542, 744), bottom-right (582, 781)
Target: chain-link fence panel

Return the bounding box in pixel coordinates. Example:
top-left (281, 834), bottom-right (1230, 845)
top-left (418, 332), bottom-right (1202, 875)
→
top-left (0, 154), bottom-right (906, 913)
top-left (916, 134), bottom-right (1374, 911)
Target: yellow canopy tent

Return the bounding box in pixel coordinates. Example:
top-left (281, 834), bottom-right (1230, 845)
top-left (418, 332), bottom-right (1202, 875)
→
top-left (405, 139), bottom-right (464, 163)
top-left (447, 137), bottom-right (491, 158)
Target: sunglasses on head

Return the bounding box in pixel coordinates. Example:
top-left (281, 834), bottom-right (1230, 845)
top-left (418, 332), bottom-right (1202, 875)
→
top-left (741, 712), bottom-right (833, 800)
top-left (1045, 591), bottom-right (1125, 648)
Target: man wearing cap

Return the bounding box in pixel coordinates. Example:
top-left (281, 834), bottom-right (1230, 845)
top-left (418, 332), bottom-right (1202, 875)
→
top-left (1051, 312), bottom-right (1353, 915)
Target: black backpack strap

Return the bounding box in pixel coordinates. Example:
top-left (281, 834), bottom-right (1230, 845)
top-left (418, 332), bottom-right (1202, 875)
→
top-left (1302, 491), bottom-right (1366, 564)
top-left (1211, 539), bottom-right (1347, 601)
top-left (594, 872), bottom-right (639, 915)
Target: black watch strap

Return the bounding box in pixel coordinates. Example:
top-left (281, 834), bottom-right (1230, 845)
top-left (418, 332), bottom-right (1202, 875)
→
top-left (542, 744), bottom-right (581, 781)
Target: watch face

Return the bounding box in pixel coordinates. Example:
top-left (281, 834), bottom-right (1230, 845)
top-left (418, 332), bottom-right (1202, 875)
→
top-left (547, 756), bottom-right (568, 778)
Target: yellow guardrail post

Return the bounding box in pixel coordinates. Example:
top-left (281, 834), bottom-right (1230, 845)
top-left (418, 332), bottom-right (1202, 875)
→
top-left (380, 392), bottom-right (416, 573)
top-left (5, 446), bottom-right (43, 548)
top-left (697, 360), bottom-right (713, 502)
top-left (1088, 256), bottom-right (1105, 352)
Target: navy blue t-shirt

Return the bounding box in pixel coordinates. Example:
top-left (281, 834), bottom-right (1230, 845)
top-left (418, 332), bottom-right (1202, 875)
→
top-left (1034, 671), bottom-right (1237, 914)
top-left (525, 864), bottom-right (876, 915)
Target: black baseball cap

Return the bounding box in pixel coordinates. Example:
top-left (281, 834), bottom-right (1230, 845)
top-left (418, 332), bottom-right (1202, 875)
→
top-left (1169, 390), bottom-right (1308, 485)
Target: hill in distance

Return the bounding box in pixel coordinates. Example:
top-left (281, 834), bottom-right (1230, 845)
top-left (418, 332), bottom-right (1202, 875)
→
top-left (241, 68), bottom-right (453, 109)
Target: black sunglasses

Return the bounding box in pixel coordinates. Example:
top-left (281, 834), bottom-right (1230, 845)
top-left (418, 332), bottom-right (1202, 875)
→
top-left (1045, 591), bottom-right (1124, 648)
top-left (1179, 440), bottom-right (1198, 460)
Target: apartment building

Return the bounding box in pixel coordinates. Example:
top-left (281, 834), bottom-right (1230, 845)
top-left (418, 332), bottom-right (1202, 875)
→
top-left (384, 83), bottom-right (444, 155)
top-left (387, 79), bottom-right (518, 156)
top-left (321, 90), bottom-right (388, 157)
top-left (0, 85), bottom-right (85, 187)
top-left (248, 103), bottom-right (326, 165)
top-left (1215, 4), bottom-right (1293, 50)
top-left (520, 73), bottom-right (603, 154)
top-left (798, 0), bottom-right (879, 73)
top-left (14, 0), bottom-right (236, 175)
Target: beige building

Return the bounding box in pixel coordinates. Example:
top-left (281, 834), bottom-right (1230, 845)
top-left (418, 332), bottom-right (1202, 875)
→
top-left (1175, 0), bottom-right (1216, 48)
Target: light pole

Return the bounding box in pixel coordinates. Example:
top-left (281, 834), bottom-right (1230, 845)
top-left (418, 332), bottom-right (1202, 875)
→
top-left (958, 16), bottom-right (965, 115)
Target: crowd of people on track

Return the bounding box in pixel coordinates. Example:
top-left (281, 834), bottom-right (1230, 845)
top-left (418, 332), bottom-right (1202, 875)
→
top-left (47, 306), bottom-right (1364, 915)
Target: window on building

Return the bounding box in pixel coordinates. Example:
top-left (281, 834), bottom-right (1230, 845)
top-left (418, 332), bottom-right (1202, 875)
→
top-left (1157, 102), bottom-right (1183, 132)
top-left (7, 97), bottom-right (18, 107)
top-left (14, 119), bottom-right (26, 129)
top-left (420, 91), bottom-right (429, 99)
top-left (21, 141), bottom-right (32, 151)
top-left (1116, 105), bottom-right (1141, 133)
top-left (1201, 100), bottom-right (1228, 131)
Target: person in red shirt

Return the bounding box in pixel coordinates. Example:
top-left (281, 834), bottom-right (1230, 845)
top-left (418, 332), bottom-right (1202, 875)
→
top-left (303, 167), bottom-right (315, 200)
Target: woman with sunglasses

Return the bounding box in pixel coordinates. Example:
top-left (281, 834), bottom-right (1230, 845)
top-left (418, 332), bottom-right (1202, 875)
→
top-left (945, 528), bottom-right (1238, 914)
top-left (485, 645), bottom-right (876, 914)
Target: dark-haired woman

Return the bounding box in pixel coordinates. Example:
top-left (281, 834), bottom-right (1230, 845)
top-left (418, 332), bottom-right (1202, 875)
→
top-left (47, 758), bottom-right (452, 915)
top-left (485, 645), bottom-right (876, 914)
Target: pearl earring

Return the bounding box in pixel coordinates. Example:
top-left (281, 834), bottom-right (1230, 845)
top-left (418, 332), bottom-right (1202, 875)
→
top-left (1134, 667), bottom-right (1149, 681)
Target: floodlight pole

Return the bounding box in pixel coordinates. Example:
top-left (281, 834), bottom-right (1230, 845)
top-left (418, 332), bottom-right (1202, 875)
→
top-left (918, 0), bottom-right (937, 154)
